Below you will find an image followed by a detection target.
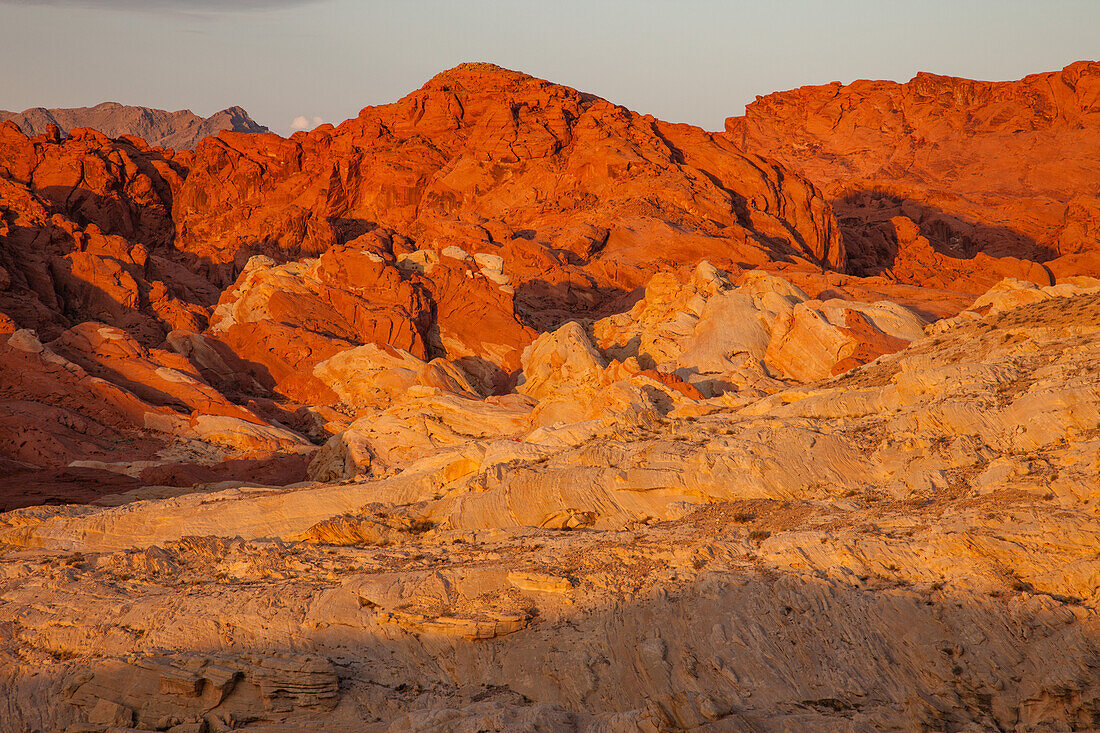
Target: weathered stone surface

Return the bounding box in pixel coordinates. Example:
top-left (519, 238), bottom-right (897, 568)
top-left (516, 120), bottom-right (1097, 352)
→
top-left (728, 61), bottom-right (1100, 285)
top-left (1, 61), bottom-right (1099, 733)
top-left (592, 262), bottom-right (927, 391)
top-left (6, 61), bottom-right (1095, 506)
top-left (0, 322), bottom-right (311, 510)
top-left (171, 63), bottom-right (841, 281)
top-left (63, 651), bottom-right (336, 730)
top-left (0, 284), bottom-right (1098, 731)
top-left (314, 342), bottom-right (480, 411)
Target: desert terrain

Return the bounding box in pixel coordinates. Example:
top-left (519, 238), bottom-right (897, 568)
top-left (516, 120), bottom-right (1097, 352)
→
top-left (0, 61), bottom-right (1097, 732)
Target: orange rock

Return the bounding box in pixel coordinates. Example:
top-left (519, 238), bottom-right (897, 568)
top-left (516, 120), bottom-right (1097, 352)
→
top-left (4, 61), bottom-right (1095, 509)
top-left (206, 247), bottom-right (434, 403)
top-left (313, 342), bottom-right (480, 411)
top-left (0, 177), bottom-right (205, 345)
top-left (0, 323), bottom-right (310, 507)
top-left (174, 63), bottom-right (841, 296)
top-left (50, 322), bottom-right (268, 424)
top-left (727, 61), bottom-right (1100, 286)
top-left (0, 64), bottom-right (843, 390)
top-left (1057, 194), bottom-right (1100, 257)
top-left (828, 310), bottom-right (911, 376)
top-left (888, 216), bottom-right (1052, 292)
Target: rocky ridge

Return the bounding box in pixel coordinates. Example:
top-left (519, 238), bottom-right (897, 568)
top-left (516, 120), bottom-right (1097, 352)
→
top-left (0, 103), bottom-right (268, 151)
top-left (0, 64), bottom-right (860, 500)
top-left (727, 60), bottom-right (1100, 283)
top-left (4, 63), bottom-right (1090, 504)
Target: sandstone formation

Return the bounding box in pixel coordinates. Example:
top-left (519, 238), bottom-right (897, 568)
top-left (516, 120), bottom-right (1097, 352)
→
top-left (727, 60), bottom-right (1100, 285)
top-left (171, 63), bottom-right (841, 281)
top-left (0, 102), bottom-right (268, 150)
top-left (300, 262), bottom-right (930, 487)
top-left (0, 281), bottom-right (1097, 731)
top-left (1, 60), bottom-right (1099, 731)
top-left (590, 262), bottom-right (927, 388)
top-left (0, 64), bottom-right (855, 497)
top-left (0, 321), bottom-right (312, 510)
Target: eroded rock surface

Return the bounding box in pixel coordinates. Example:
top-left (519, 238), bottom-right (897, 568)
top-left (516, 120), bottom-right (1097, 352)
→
top-left (1, 284), bottom-right (1097, 732)
top-left (0, 65), bottom-right (857, 499)
top-left (728, 61), bottom-right (1100, 285)
top-left (1, 61), bottom-right (1099, 732)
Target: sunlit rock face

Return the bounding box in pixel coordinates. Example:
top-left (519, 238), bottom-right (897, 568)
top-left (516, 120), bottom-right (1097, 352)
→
top-left (727, 60), bottom-right (1100, 284)
top-left (0, 61), bottom-right (1099, 732)
top-left (1, 282), bottom-right (1099, 731)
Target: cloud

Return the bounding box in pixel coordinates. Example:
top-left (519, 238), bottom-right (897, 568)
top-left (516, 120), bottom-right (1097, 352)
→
top-left (291, 115), bottom-right (325, 130)
top-left (6, 0), bottom-right (325, 12)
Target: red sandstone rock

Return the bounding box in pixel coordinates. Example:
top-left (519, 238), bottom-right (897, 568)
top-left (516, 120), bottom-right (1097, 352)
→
top-left (2, 62), bottom-right (1097, 507)
top-left (0, 323), bottom-right (311, 509)
top-left (887, 215), bottom-right (1052, 292)
top-left (0, 64), bottom-right (843, 388)
top-left (727, 61), bottom-right (1100, 285)
top-left (174, 63), bottom-right (841, 285)
top-left (1, 122), bottom-right (181, 248)
top-left (206, 244), bottom-right (435, 403)
top-left (0, 176), bottom-right (207, 345)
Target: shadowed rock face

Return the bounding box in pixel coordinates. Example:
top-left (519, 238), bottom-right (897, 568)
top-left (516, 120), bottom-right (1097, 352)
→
top-left (726, 60), bottom-right (1100, 284)
top-left (0, 102), bottom-right (268, 150)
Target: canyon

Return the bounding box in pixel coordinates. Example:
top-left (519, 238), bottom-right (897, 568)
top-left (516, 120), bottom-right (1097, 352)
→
top-left (0, 61), bottom-right (1097, 732)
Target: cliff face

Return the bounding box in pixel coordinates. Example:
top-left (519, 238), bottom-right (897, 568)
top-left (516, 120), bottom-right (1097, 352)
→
top-left (0, 102), bottom-right (267, 150)
top-left (726, 61), bottom-right (1100, 280)
top-left (171, 63), bottom-right (842, 276)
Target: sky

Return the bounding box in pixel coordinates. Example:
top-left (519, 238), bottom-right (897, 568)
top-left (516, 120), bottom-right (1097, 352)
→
top-left (1, 0), bottom-right (1098, 135)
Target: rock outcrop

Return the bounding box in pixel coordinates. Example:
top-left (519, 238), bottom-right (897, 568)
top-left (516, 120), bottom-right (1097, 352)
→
top-left (173, 63), bottom-right (842, 285)
top-left (727, 60), bottom-right (1100, 285)
top-left (593, 262), bottom-right (927, 390)
top-left (0, 64), bottom-right (863, 498)
top-left (0, 323), bottom-right (311, 510)
top-left (1, 61), bottom-right (1099, 730)
top-left (1, 282), bottom-right (1097, 731)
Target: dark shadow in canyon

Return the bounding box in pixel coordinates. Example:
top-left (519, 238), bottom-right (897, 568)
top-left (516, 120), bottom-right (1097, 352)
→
top-left (834, 189), bottom-right (1056, 277)
top-left (513, 278), bottom-right (640, 333)
top-left (0, 453), bottom-right (312, 512)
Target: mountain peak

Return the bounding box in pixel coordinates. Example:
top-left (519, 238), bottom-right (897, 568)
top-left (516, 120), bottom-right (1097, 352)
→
top-left (431, 62), bottom-right (535, 82)
top-left (421, 62), bottom-right (587, 99)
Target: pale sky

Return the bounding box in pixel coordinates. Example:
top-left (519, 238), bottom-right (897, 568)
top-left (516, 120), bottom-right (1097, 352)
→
top-left (2, 0), bottom-right (1098, 135)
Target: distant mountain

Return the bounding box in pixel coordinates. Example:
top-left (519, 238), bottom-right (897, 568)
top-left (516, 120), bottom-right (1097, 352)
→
top-left (0, 102), bottom-right (267, 149)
